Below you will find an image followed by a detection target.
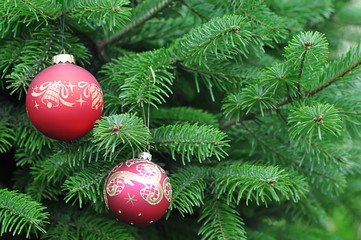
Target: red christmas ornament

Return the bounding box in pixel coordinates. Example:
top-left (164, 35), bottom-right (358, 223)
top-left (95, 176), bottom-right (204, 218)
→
top-left (104, 152), bottom-right (172, 226)
top-left (26, 54), bottom-right (103, 140)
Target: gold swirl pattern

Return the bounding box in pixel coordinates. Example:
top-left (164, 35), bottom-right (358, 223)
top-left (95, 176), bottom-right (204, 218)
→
top-left (163, 177), bottom-right (172, 202)
top-left (125, 159), bottom-right (148, 167)
top-left (30, 80), bottom-right (103, 109)
top-left (106, 161), bottom-right (172, 205)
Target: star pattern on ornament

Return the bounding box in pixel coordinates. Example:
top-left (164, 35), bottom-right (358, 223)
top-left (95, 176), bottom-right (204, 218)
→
top-left (76, 95), bottom-right (86, 106)
top-left (33, 85), bottom-right (38, 92)
top-left (67, 82), bottom-right (76, 93)
top-left (124, 193), bottom-right (137, 206)
top-left (34, 101), bottom-right (40, 110)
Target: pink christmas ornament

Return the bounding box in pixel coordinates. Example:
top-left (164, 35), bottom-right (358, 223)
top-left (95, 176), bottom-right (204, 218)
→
top-left (104, 152), bottom-right (172, 226)
top-left (26, 54), bottom-right (103, 141)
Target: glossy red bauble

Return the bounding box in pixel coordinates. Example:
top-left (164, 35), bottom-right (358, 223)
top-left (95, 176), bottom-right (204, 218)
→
top-left (104, 153), bottom-right (172, 226)
top-left (26, 54), bottom-right (103, 141)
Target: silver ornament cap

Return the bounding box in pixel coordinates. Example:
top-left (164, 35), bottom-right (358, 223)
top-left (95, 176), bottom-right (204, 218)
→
top-left (52, 54), bottom-right (75, 65)
top-left (139, 152), bottom-right (152, 161)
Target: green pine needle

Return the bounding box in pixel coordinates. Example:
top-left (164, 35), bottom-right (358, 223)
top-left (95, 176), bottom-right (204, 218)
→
top-left (62, 162), bottom-right (115, 208)
top-left (211, 163), bottom-right (308, 206)
top-left (198, 196), bottom-right (246, 240)
top-left (152, 122), bottom-right (230, 163)
top-left (288, 103), bottom-right (342, 146)
top-left (0, 188), bottom-right (49, 238)
top-left (169, 166), bottom-right (208, 215)
top-left (93, 113), bottom-right (150, 159)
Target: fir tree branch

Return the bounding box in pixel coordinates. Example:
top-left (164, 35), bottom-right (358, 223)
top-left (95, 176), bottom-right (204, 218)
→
top-left (177, 62), bottom-right (247, 79)
top-left (92, 114), bottom-right (150, 159)
top-left (169, 166), bottom-right (207, 215)
top-left (262, 108), bottom-right (346, 165)
top-left (64, 5), bottom-right (118, 15)
top-left (0, 189), bottom-right (49, 237)
top-left (198, 196), bottom-right (246, 240)
top-left (0, 121), bottom-right (15, 153)
top-left (241, 9), bottom-right (280, 31)
top-left (222, 63), bottom-right (349, 121)
top-left (213, 194), bottom-right (226, 240)
top-left (170, 14), bottom-right (272, 66)
top-left (231, 1), bottom-right (292, 32)
top-left (338, 110), bottom-right (361, 115)
top-left (240, 120), bottom-right (338, 183)
top-left (297, 45), bottom-right (309, 92)
top-left (152, 122), bottom-right (229, 163)
top-left (151, 106), bottom-right (218, 126)
top-left (49, 208), bottom-right (136, 240)
top-left (276, 111), bottom-right (346, 164)
top-left (74, 215), bottom-right (135, 240)
top-left (240, 120), bottom-right (290, 161)
top-left (98, 0), bottom-right (175, 50)
top-left (275, 108), bottom-right (288, 124)
top-left (277, 56), bottom-right (361, 108)
top-left (32, 152), bottom-right (72, 184)
top-left (219, 119), bottom-right (240, 130)
top-left (308, 140), bottom-right (346, 163)
top-left (212, 163), bottom-right (308, 205)
top-left (275, 105), bottom-right (345, 164)
top-left (70, 176), bottom-right (103, 193)
top-left (64, 0), bottom-right (131, 37)
top-left (179, 0), bottom-right (210, 21)
top-left (153, 139), bottom-right (220, 145)
top-left (21, 0), bottom-right (56, 18)
top-left (62, 162), bottom-right (115, 208)
top-left (304, 58), bottom-right (361, 97)
top-left (18, 24), bottom-right (55, 87)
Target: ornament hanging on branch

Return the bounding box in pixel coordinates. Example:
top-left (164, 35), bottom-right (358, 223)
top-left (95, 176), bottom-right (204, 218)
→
top-left (26, 53), bottom-right (103, 141)
top-left (104, 152), bottom-right (172, 226)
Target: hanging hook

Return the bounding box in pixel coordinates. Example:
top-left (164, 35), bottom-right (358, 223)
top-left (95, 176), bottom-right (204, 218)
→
top-left (140, 66), bottom-right (156, 153)
top-left (59, 12), bottom-right (66, 53)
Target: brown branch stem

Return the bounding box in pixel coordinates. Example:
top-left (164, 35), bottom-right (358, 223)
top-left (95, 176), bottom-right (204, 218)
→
top-left (21, 0), bottom-right (56, 18)
top-left (241, 10), bottom-right (280, 31)
top-left (276, 58), bottom-right (361, 108)
top-left (304, 59), bottom-right (361, 97)
top-left (97, 0), bottom-right (175, 51)
top-left (153, 139), bottom-right (219, 146)
top-left (21, 24), bottom-right (56, 88)
top-left (297, 48), bottom-right (308, 92)
top-left (338, 110), bottom-right (361, 115)
top-left (179, 0), bottom-right (209, 21)
top-left (214, 193), bottom-right (226, 240)
top-left (177, 62), bottom-right (248, 80)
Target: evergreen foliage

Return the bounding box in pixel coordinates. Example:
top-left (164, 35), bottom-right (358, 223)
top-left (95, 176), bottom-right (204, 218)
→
top-left (211, 164), bottom-right (307, 206)
top-left (152, 122), bottom-right (229, 163)
top-left (198, 196), bottom-right (246, 240)
top-left (0, 188), bottom-right (49, 237)
top-left (168, 166), bottom-right (207, 215)
top-left (1, 0), bottom-right (361, 239)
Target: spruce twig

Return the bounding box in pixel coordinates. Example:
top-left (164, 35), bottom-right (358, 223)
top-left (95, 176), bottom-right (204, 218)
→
top-left (177, 62), bottom-right (248, 79)
top-left (179, 0), bottom-right (209, 21)
top-left (305, 59), bottom-right (361, 97)
top-left (297, 45), bottom-right (309, 92)
top-left (241, 10), bottom-right (280, 31)
top-left (98, 0), bottom-right (175, 50)
top-left (240, 120), bottom-right (338, 182)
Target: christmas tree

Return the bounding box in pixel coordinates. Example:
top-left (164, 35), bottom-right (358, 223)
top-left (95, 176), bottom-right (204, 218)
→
top-left (1, 0), bottom-right (361, 239)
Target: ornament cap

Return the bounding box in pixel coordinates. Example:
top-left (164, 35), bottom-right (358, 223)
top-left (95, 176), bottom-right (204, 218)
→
top-left (139, 152), bottom-right (152, 161)
top-left (52, 54), bottom-right (75, 65)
